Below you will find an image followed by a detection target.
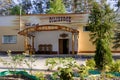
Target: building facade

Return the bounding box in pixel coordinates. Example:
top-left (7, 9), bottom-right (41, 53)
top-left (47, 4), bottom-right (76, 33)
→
top-left (0, 13), bottom-right (120, 54)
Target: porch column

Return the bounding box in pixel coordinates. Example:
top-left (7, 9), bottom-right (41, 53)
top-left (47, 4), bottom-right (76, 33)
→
top-left (72, 33), bottom-right (75, 54)
top-left (31, 36), bottom-right (35, 53)
top-left (24, 35), bottom-right (28, 52)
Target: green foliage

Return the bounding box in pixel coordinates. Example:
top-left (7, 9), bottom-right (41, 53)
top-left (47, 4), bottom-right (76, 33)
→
top-left (33, 72), bottom-right (45, 80)
top-left (118, 0), bottom-right (120, 7)
top-left (33, 1), bottom-right (44, 14)
top-left (100, 72), bottom-right (117, 79)
top-left (105, 73), bottom-right (116, 79)
top-left (89, 2), bottom-right (115, 43)
top-left (47, 0), bottom-right (66, 14)
top-left (21, 0), bottom-right (32, 14)
top-left (0, 50), bottom-right (37, 75)
top-left (87, 73), bottom-right (117, 80)
top-left (94, 39), bottom-right (113, 70)
top-left (86, 59), bottom-right (95, 70)
top-left (47, 58), bottom-right (78, 80)
top-left (10, 54), bottom-right (25, 71)
top-left (52, 68), bottom-right (74, 80)
top-left (46, 57), bottom-right (76, 70)
top-left (0, 50), bottom-right (25, 71)
top-left (51, 63), bottom-right (90, 80)
top-left (113, 18), bottom-right (120, 49)
top-left (112, 0), bottom-right (120, 47)
top-left (24, 55), bottom-right (37, 74)
top-left (76, 65), bottom-right (89, 80)
top-left (109, 60), bottom-right (120, 72)
top-left (10, 5), bottom-right (25, 15)
top-left (88, 1), bottom-right (116, 70)
top-left (46, 58), bottom-right (58, 70)
top-left (74, 0), bottom-right (93, 13)
top-left (58, 68), bottom-right (74, 80)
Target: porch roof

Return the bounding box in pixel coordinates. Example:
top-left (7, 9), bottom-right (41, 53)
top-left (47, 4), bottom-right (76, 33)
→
top-left (18, 25), bottom-right (79, 36)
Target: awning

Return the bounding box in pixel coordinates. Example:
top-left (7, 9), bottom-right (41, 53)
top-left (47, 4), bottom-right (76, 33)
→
top-left (18, 25), bottom-right (79, 36)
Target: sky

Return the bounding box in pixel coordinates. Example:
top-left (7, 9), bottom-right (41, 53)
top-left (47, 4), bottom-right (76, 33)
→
top-left (107, 0), bottom-right (118, 10)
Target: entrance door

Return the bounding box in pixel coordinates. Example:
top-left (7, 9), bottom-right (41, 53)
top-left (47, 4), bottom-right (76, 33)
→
top-left (59, 39), bottom-right (69, 54)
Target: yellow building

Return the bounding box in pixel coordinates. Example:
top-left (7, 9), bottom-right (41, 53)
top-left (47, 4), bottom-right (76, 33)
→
top-left (0, 13), bottom-right (119, 54)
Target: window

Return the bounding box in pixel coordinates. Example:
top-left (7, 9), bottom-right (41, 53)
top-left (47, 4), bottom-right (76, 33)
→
top-left (83, 26), bottom-right (90, 31)
top-left (2, 35), bottom-right (17, 44)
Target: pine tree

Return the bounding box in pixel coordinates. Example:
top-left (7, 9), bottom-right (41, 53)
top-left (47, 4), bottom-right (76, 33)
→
top-left (10, 5), bottom-right (25, 15)
top-left (112, 0), bottom-right (120, 49)
top-left (47, 0), bottom-right (66, 14)
top-left (88, 2), bottom-right (116, 70)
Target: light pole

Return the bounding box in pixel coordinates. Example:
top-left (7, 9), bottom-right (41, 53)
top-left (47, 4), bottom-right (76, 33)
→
top-left (19, 3), bottom-right (22, 31)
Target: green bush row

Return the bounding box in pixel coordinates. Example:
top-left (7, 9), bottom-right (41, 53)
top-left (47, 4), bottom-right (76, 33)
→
top-left (45, 58), bottom-right (120, 80)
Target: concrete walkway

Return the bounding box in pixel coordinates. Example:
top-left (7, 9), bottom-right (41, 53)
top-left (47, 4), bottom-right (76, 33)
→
top-left (0, 53), bottom-right (120, 72)
top-left (0, 54), bottom-right (86, 72)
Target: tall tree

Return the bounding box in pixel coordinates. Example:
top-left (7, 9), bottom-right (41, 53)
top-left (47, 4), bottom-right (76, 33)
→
top-left (63, 0), bottom-right (72, 13)
top-left (32, 0), bottom-right (50, 14)
top-left (72, 0), bottom-right (94, 13)
top-left (21, 0), bottom-right (32, 14)
top-left (9, 5), bottom-right (25, 15)
top-left (0, 0), bottom-right (15, 15)
top-left (113, 0), bottom-right (120, 49)
top-left (88, 1), bottom-right (116, 70)
top-left (32, 0), bottom-right (44, 14)
top-left (47, 0), bottom-right (66, 14)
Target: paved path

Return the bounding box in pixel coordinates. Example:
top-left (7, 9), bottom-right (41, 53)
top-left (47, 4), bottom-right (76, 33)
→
top-left (0, 55), bottom-right (86, 72)
top-left (0, 53), bottom-right (120, 72)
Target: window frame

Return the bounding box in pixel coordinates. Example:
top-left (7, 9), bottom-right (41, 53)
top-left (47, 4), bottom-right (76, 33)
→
top-left (2, 35), bottom-right (17, 44)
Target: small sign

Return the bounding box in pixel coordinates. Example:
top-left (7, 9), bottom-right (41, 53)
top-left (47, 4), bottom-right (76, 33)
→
top-left (60, 33), bottom-right (68, 38)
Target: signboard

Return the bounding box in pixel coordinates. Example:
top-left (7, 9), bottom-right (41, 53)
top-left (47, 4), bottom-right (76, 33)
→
top-left (0, 14), bottom-right (89, 29)
top-left (21, 14), bottom-right (88, 28)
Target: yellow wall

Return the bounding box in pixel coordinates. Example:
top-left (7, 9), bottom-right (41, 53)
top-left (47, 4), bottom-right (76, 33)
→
top-left (0, 16), bottom-right (24, 52)
top-left (78, 27), bottom-right (95, 52)
top-left (77, 26), bottom-right (120, 53)
top-left (0, 27), bottom-right (24, 51)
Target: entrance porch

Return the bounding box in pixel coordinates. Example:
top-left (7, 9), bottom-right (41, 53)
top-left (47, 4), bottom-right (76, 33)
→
top-left (18, 25), bottom-right (79, 55)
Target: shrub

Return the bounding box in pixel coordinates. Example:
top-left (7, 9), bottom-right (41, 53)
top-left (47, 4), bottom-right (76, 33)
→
top-left (47, 58), bottom-right (78, 80)
top-left (59, 68), bottom-right (74, 80)
top-left (51, 67), bottom-right (74, 80)
top-left (33, 72), bottom-right (45, 80)
top-left (75, 64), bottom-right (89, 80)
top-left (109, 60), bottom-right (120, 72)
top-left (94, 39), bottom-right (113, 70)
top-left (86, 59), bottom-right (95, 70)
top-left (45, 58), bottom-right (59, 70)
top-left (0, 50), bottom-right (25, 71)
top-left (45, 58), bottom-right (77, 70)
top-left (24, 55), bottom-right (37, 74)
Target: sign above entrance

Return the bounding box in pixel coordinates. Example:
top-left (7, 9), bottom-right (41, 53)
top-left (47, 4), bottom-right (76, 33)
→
top-left (20, 14), bottom-right (88, 28)
top-left (60, 33), bottom-right (68, 38)
top-left (49, 16), bottom-right (71, 23)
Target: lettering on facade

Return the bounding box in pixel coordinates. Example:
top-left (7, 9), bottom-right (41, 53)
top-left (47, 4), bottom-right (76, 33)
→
top-left (49, 16), bottom-right (71, 23)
